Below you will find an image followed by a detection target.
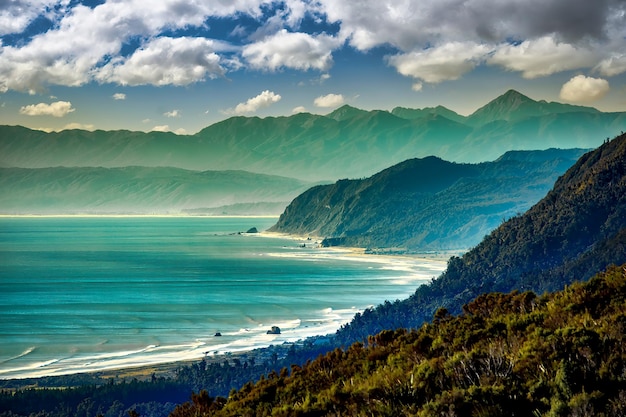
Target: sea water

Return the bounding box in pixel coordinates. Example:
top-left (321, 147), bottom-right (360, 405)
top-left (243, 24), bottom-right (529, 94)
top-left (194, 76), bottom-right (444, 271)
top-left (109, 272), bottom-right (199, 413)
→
top-left (0, 217), bottom-right (446, 379)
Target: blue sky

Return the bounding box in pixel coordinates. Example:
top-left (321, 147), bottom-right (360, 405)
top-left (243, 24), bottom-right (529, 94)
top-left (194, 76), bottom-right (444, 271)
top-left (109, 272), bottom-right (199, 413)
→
top-left (1, 0), bottom-right (625, 134)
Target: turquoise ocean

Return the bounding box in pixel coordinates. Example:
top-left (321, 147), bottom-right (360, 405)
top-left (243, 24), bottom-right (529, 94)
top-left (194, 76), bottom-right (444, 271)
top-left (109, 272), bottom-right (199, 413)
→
top-left (0, 217), bottom-right (445, 379)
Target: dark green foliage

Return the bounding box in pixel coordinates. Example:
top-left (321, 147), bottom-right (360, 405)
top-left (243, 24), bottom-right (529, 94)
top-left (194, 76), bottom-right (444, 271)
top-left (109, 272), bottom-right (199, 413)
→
top-left (170, 264), bottom-right (626, 416)
top-left (334, 133), bottom-right (626, 344)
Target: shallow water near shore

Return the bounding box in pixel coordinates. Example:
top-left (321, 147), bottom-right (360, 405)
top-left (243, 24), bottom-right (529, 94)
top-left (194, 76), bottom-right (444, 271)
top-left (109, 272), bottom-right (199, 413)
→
top-left (0, 217), bottom-right (446, 379)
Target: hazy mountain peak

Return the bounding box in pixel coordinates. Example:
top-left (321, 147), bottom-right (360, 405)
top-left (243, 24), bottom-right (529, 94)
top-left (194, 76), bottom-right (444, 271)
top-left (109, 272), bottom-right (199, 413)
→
top-left (391, 105), bottom-right (466, 123)
top-left (467, 89), bottom-right (600, 127)
top-left (326, 105), bottom-right (369, 121)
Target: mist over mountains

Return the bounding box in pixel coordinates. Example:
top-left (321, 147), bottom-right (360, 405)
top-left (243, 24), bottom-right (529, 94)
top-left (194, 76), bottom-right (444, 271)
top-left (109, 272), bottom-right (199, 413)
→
top-left (0, 167), bottom-right (315, 215)
top-left (2, 90), bottom-right (625, 182)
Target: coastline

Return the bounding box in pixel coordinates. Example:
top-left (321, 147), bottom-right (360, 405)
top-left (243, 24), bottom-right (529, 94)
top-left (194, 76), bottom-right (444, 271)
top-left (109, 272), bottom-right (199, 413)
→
top-left (1, 223), bottom-right (450, 385)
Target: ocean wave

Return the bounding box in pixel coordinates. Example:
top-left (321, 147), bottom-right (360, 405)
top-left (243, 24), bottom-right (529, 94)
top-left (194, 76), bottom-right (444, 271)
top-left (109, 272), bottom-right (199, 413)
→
top-left (0, 346), bottom-right (36, 364)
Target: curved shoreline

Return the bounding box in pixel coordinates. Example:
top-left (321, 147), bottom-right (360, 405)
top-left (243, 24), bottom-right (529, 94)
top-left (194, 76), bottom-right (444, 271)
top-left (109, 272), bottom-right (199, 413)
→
top-left (1, 224), bottom-right (450, 383)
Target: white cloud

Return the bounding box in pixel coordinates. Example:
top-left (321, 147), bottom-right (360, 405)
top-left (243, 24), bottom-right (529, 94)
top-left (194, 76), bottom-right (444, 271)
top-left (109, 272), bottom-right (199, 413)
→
top-left (60, 122), bottom-right (95, 131)
top-left (595, 54), bottom-right (626, 77)
top-left (1, 0), bottom-right (624, 93)
top-left (97, 37), bottom-right (226, 86)
top-left (243, 29), bottom-right (340, 71)
top-left (151, 125), bottom-right (170, 132)
top-left (0, 0), bottom-right (63, 36)
top-left (488, 36), bottom-right (598, 79)
top-left (411, 82), bottom-right (423, 92)
top-left (292, 106), bottom-right (307, 113)
top-left (317, 0), bottom-right (624, 51)
top-left (0, 1), bottom-right (259, 92)
top-left (150, 125), bottom-right (187, 134)
top-left (388, 42), bottom-right (491, 83)
top-left (112, 93), bottom-right (126, 100)
top-left (230, 90), bottom-right (282, 114)
top-left (19, 101), bottom-right (75, 117)
top-left (559, 75), bottom-right (610, 103)
top-left (164, 109), bottom-right (181, 118)
top-left (314, 93), bottom-right (344, 108)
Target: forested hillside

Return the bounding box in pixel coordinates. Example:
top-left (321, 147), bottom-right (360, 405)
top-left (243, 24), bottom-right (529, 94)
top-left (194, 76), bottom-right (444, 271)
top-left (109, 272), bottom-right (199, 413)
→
top-left (270, 148), bottom-right (587, 250)
top-left (172, 264), bottom-right (626, 416)
top-left (336, 133), bottom-right (626, 344)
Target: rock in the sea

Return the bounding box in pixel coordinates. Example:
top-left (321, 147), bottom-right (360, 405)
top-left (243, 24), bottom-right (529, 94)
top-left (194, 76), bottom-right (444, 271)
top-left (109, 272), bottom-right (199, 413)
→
top-left (214, 332), bottom-right (222, 337)
top-left (246, 227), bottom-right (259, 234)
top-left (266, 326), bottom-right (281, 335)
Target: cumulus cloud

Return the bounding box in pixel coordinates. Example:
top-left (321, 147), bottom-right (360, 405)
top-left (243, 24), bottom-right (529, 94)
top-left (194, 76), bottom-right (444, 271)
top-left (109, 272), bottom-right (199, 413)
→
top-left (19, 101), bottom-right (75, 117)
top-left (411, 82), bottom-right (423, 92)
top-left (112, 93), bottom-right (126, 100)
top-left (0, 0), bottom-right (62, 36)
top-left (318, 0), bottom-right (625, 51)
top-left (1, 0), bottom-right (625, 93)
top-left (488, 36), bottom-right (598, 78)
top-left (559, 75), bottom-right (610, 103)
top-left (243, 29), bottom-right (340, 71)
top-left (292, 106), bottom-right (307, 113)
top-left (230, 90), bottom-right (282, 114)
top-left (151, 125), bottom-right (171, 132)
top-left (0, 1), bottom-right (253, 92)
top-left (314, 93), bottom-right (344, 108)
top-left (97, 37), bottom-right (226, 86)
top-left (388, 42), bottom-right (491, 83)
top-left (164, 109), bottom-right (181, 118)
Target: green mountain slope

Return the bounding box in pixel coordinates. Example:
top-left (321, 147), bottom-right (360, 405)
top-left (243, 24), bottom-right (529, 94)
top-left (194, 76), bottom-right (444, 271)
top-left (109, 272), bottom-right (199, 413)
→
top-left (391, 104), bottom-right (466, 124)
top-left (335, 133), bottom-right (626, 344)
top-left (270, 148), bottom-right (588, 250)
top-left (1, 91), bottom-right (624, 181)
top-left (173, 264), bottom-right (626, 416)
top-left (0, 167), bottom-right (316, 215)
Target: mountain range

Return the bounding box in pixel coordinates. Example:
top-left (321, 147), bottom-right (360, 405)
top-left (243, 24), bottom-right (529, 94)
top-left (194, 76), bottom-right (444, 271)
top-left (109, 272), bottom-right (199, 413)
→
top-left (0, 167), bottom-right (316, 215)
top-left (270, 148), bottom-right (588, 250)
top-left (2, 90), bottom-right (625, 181)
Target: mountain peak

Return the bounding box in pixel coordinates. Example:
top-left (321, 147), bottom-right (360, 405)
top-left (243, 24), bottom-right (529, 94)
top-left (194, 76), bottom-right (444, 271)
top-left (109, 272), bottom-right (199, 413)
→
top-left (326, 105), bottom-right (369, 121)
top-left (467, 89), bottom-right (598, 127)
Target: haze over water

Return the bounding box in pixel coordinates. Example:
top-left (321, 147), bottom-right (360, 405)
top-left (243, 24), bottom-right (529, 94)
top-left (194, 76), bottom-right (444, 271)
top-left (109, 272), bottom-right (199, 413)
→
top-left (0, 217), bottom-right (445, 379)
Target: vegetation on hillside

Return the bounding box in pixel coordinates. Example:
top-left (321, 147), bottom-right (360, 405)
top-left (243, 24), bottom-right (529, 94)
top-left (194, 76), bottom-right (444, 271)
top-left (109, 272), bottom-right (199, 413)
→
top-left (270, 148), bottom-right (587, 251)
top-left (334, 133), bottom-right (626, 344)
top-left (171, 263), bottom-right (626, 416)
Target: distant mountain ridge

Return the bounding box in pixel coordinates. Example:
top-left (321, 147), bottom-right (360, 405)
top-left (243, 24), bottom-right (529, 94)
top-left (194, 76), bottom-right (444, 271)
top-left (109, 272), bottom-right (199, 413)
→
top-left (269, 148), bottom-right (588, 250)
top-left (1, 90), bottom-right (624, 181)
top-left (0, 166), bottom-right (317, 215)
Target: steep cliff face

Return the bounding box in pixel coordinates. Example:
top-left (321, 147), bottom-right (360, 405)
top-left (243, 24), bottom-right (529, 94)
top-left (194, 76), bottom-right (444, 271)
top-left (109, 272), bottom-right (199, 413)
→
top-left (270, 148), bottom-right (588, 251)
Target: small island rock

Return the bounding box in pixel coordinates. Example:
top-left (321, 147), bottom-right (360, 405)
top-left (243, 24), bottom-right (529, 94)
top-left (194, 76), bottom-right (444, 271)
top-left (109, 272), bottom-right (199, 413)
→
top-left (266, 326), bottom-right (281, 335)
top-left (214, 332), bottom-right (222, 337)
top-left (246, 227), bottom-right (259, 234)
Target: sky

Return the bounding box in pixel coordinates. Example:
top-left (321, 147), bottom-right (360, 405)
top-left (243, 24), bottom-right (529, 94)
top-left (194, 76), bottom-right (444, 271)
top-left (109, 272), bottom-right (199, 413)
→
top-left (0, 0), bottom-right (625, 134)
